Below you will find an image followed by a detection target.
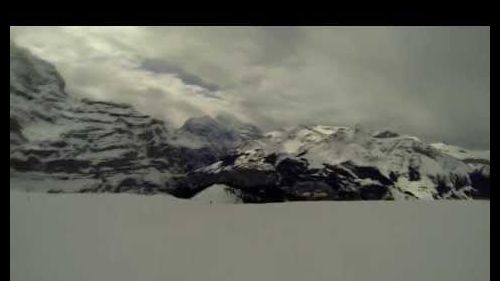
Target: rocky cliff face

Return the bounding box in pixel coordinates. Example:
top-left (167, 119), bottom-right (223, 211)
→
top-left (10, 43), bottom-right (236, 193)
top-left (169, 126), bottom-right (490, 202)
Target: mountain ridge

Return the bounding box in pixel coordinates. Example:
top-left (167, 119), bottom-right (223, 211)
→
top-left (10, 43), bottom-right (489, 201)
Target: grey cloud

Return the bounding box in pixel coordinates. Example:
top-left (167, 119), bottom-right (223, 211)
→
top-left (10, 26), bottom-right (490, 149)
top-left (140, 59), bottom-right (220, 92)
top-left (244, 27), bottom-right (308, 66)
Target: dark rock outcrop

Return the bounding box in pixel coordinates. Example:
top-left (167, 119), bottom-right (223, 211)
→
top-left (168, 154), bottom-right (396, 203)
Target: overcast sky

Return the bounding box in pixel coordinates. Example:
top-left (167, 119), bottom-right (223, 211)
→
top-left (10, 26), bottom-right (489, 149)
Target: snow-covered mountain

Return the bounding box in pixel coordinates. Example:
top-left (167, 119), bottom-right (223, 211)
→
top-left (10, 42), bottom-right (489, 201)
top-left (170, 114), bottom-right (262, 155)
top-left (10, 43), bottom-right (256, 194)
top-left (11, 43), bottom-right (172, 192)
top-left (170, 125), bottom-right (489, 201)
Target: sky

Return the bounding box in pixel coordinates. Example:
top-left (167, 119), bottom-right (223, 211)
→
top-left (10, 26), bottom-right (490, 149)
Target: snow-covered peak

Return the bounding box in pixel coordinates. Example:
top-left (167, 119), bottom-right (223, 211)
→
top-left (172, 114), bottom-right (262, 152)
top-left (431, 142), bottom-right (490, 162)
top-left (10, 42), bottom-right (489, 201)
top-left (10, 42), bottom-right (223, 193)
top-left (177, 123), bottom-right (489, 201)
top-left (191, 184), bottom-right (243, 204)
top-left (10, 43), bottom-right (69, 127)
top-left (181, 115), bottom-right (219, 131)
top-left (10, 43), bottom-right (66, 97)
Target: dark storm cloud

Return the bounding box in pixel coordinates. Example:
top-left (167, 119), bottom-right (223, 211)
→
top-left (10, 26), bottom-right (490, 149)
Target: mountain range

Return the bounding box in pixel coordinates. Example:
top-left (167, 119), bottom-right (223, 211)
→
top-left (10, 43), bottom-right (490, 202)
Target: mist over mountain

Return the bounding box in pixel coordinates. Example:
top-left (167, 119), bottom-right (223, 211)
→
top-left (10, 42), bottom-right (489, 201)
top-left (10, 26), bottom-right (490, 149)
top-left (10, 43), bottom-right (255, 193)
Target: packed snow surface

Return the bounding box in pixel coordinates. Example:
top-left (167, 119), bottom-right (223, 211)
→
top-left (11, 191), bottom-right (489, 281)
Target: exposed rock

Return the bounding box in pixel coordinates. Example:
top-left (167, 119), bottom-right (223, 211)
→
top-left (9, 42), bottom-right (489, 202)
top-left (373, 130), bottom-right (399, 138)
top-left (9, 42), bottom-right (237, 194)
top-left (168, 124), bottom-right (489, 202)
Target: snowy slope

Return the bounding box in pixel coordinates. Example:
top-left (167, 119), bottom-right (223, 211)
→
top-left (10, 42), bottom-right (265, 194)
top-left (9, 43), bottom-right (233, 193)
top-left (10, 42), bottom-right (489, 201)
top-left (173, 126), bottom-right (489, 201)
top-left (431, 142), bottom-right (490, 163)
top-left (191, 184), bottom-right (243, 203)
top-left (10, 190), bottom-right (490, 281)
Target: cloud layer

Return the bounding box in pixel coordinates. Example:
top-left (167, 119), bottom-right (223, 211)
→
top-left (10, 26), bottom-right (489, 149)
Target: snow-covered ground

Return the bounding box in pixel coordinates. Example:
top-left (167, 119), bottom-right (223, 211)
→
top-left (10, 191), bottom-right (489, 281)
